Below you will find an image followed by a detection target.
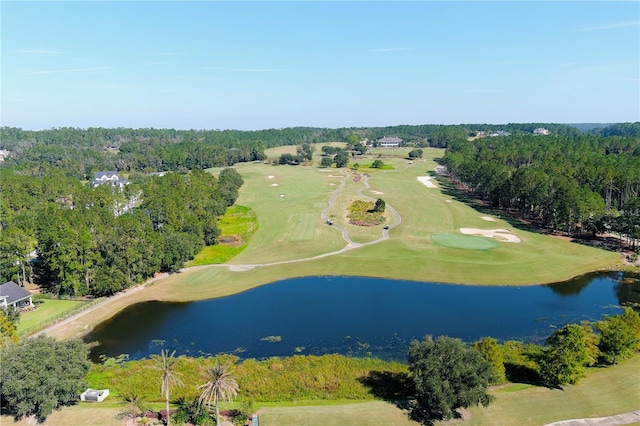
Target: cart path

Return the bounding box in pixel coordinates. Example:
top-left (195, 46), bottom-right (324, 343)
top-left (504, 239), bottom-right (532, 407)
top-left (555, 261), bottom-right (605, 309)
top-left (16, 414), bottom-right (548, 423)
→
top-left (229, 171), bottom-right (401, 270)
top-left (32, 273), bottom-right (168, 338)
top-left (543, 410), bottom-right (640, 426)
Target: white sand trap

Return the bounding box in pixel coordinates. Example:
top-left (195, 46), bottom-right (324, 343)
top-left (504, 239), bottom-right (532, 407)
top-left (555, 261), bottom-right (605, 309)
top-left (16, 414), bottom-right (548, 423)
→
top-left (330, 183), bottom-right (336, 186)
top-left (268, 175), bottom-right (275, 179)
top-left (460, 228), bottom-right (521, 243)
top-left (318, 169), bottom-right (331, 172)
top-left (417, 176), bottom-right (437, 188)
top-left (445, 200), bottom-right (452, 203)
top-left (280, 194), bottom-right (285, 197)
top-left (271, 183), bottom-right (278, 186)
top-left (481, 216), bottom-right (496, 222)
top-left (370, 190), bottom-right (384, 195)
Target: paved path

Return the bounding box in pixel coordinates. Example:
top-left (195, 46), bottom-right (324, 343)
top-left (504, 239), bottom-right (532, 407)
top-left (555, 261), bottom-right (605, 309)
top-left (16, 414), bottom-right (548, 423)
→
top-left (543, 410), bottom-right (640, 426)
top-left (225, 170), bottom-right (402, 271)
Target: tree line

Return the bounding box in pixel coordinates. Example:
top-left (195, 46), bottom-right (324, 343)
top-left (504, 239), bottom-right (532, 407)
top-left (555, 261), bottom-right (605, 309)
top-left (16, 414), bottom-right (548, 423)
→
top-left (442, 134), bottom-right (640, 239)
top-left (4, 123), bottom-right (619, 180)
top-left (0, 165), bottom-right (243, 297)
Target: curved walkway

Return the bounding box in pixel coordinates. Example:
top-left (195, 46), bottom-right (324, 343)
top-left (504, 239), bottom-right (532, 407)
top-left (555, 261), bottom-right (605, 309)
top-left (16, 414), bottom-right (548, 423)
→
top-left (543, 410), bottom-right (640, 426)
top-left (228, 171), bottom-right (402, 271)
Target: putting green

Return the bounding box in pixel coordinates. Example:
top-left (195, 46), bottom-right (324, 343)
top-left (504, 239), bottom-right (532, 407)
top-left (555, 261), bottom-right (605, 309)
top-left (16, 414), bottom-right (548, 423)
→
top-left (432, 233), bottom-right (499, 250)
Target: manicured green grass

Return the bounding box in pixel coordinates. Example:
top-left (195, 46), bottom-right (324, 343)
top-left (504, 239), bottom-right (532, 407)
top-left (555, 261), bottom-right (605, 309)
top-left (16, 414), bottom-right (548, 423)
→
top-left (188, 205), bottom-right (258, 266)
top-left (259, 400), bottom-right (418, 426)
top-left (17, 298), bottom-right (88, 336)
top-left (462, 355), bottom-right (640, 425)
top-left (432, 233), bottom-right (499, 250)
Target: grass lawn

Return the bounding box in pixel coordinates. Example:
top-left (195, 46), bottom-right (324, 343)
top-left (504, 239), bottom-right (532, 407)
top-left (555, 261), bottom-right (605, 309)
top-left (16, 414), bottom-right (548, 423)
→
top-left (258, 400), bottom-right (418, 426)
top-left (17, 298), bottom-right (88, 336)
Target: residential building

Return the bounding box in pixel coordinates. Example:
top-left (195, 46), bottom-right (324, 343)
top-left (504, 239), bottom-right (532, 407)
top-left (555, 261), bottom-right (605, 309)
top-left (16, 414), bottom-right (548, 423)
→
top-left (0, 281), bottom-right (34, 310)
top-left (92, 171), bottom-right (129, 189)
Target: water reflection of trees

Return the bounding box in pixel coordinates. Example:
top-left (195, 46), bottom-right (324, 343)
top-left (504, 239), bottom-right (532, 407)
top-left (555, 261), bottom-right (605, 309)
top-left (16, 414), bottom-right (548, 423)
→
top-left (615, 275), bottom-right (640, 309)
top-left (544, 274), bottom-right (594, 296)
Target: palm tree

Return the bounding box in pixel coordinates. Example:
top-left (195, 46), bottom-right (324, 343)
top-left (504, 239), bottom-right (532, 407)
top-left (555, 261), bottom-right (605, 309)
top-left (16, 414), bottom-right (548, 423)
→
top-left (151, 349), bottom-right (183, 426)
top-left (198, 361), bottom-right (239, 425)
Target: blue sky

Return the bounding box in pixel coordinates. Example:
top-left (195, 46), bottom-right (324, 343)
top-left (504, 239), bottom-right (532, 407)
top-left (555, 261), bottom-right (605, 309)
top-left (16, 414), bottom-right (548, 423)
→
top-left (2, 1), bottom-right (639, 130)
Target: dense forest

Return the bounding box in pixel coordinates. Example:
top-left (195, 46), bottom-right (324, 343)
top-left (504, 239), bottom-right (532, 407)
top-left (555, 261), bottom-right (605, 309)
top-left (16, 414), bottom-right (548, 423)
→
top-left (442, 133), bottom-right (640, 242)
top-left (0, 165), bottom-right (243, 296)
top-left (0, 123), bottom-right (589, 179)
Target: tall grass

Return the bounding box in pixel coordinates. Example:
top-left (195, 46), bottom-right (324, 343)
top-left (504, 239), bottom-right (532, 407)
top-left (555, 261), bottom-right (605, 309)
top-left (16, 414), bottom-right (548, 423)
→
top-left (86, 354), bottom-right (408, 403)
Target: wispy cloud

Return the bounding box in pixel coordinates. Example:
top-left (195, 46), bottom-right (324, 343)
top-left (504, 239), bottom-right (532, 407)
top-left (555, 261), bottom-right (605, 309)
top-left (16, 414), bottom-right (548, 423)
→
top-left (18, 49), bottom-right (61, 55)
top-left (367, 47), bottom-right (415, 53)
top-left (28, 67), bottom-right (111, 75)
top-left (581, 21), bottom-right (640, 31)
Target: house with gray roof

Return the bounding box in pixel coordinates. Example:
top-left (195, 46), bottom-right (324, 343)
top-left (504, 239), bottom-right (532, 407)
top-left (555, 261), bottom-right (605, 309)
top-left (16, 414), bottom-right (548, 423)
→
top-left (0, 281), bottom-right (34, 310)
top-left (92, 171), bottom-right (129, 189)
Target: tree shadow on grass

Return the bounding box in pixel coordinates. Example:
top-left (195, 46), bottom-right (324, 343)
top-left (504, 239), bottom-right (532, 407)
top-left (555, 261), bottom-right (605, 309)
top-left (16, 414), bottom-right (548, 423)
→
top-left (358, 370), bottom-right (414, 410)
top-left (359, 370), bottom-right (442, 425)
top-left (438, 178), bottom-right (548, 234)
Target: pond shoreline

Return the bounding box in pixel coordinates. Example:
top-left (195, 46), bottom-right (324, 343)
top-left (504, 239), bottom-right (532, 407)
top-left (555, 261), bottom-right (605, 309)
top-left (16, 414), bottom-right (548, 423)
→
top-left (35, 264), bottom-right (638, 341)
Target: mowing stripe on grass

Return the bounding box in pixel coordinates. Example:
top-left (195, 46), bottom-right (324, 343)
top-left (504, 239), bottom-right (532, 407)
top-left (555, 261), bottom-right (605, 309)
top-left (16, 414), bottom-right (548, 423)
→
top-left (289, 213), bottom-right (317, 241)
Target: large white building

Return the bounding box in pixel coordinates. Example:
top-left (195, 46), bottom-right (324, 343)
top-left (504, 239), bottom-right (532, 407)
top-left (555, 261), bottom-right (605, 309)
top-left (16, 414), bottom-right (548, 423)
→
top-left (377, 136), bottom-right (403, 147)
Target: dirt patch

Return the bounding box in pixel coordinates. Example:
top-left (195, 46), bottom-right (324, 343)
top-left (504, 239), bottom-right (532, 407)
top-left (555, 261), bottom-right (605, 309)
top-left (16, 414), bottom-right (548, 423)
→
top-left (481, 216), bottom-right (496, 221)
top-left (219, 235), bottom-right (243, 246)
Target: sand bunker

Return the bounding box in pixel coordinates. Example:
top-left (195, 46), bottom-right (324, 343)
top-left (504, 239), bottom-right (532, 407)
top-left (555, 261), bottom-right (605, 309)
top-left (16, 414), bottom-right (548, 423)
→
top-left (268, 175), bottom-right (275, 179)
top-left (445, 200), bottom-right (452, 203)
top-left (417, 176), bottom-right (437, 188)
top-left (460, 228), bottom-right (521, 243)
top-left (271, 183), bottom-right (278, 186)
top-left (330, 183), bottom-right (336, 186)
top-left (481, 216), bottom-right (496, 222)
top-left (370, 190), bottom-right (384, 195)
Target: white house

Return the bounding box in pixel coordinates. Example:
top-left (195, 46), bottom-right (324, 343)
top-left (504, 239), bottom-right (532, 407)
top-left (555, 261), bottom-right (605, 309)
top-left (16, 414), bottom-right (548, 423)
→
top-left (534, 128), bottom-right (550, 135)
top-left (0, 281), bottom-right (34, 310)
top-left (377, 136), bottom-right (403, 148)
top-left (92, 171), bottom-right (129, 189)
